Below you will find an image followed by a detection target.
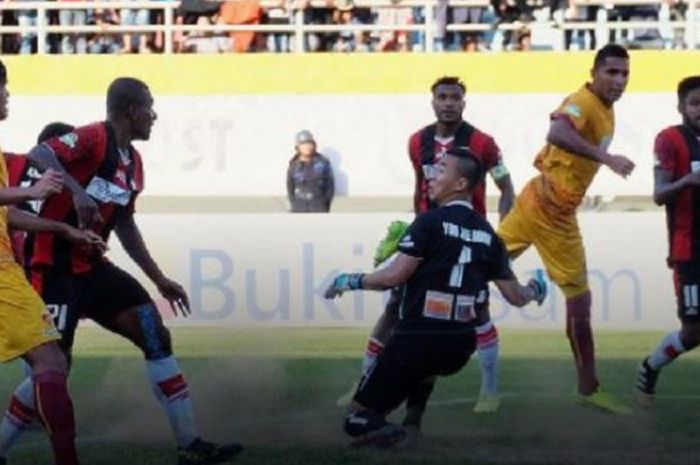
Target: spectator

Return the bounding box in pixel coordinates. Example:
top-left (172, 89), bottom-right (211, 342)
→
top-left (59, 0), bottom-right (88, 53)
top-left (558, 0), bottom-right (597, 50)
top-left (149, 0), bottom-right (171, 52)
top-left (265, 0), bottom-right (291, 52)
top-left (331, 0), bottom-right (370, 52)
top-left (218, 0), bottom-right (263, 52)
top-left (1, 7), bottom-right (18, 54)
top-left (300, 0), bottom-right (334, 51)
top-left (491, 0), bottom-right (532, 50)
top-left (121, 0), bottom-right (150, 52)
top-left (449, 5), bottom-right (488, 51)
top-left (374, 0), bottom-right (412, 52)
top-left (287, 130), bottom-right (335, 213)
top-left (15, 0), bottom-right (36, 54)
top-left (173, 0), bottom-right (220, 52)
top-left (662, 0), bottom-right (687, 48)
top-left (606, 3), bottom-right (634, 44)
top-left (88, 4), bottom-right (121, 53)
top-left (434, 0), bottom-right (447, 50)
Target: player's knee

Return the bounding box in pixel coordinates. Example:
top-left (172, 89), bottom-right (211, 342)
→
top-left (136, 303), bottom-right (173, 360)
top-left (681, 323), bottom-right (700, 349)
top-left (343, 410), bottom-right (387, 437)
top-left (27, 342), bottom-right (69, 376)
top-left (561, 282), bottom-right (590, 302)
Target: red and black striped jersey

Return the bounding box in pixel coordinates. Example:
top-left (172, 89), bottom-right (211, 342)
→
top-left (654, 125), bottom-right (700, 265)
top-left (27, 122), bottom-right (144, 273)
top-left (4, 152), bottom-right (43, 265)
top-left (408, 121), bottom-right (503, 217)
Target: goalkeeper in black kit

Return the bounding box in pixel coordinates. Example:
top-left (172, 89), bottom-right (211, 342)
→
top-left (325, 147), bottom-right (546, 448)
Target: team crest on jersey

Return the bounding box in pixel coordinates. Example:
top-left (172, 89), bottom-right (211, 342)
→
top-left (563, 104), bottom-right (582, 118)
top-left (58, 133), bottom-right (78, 148)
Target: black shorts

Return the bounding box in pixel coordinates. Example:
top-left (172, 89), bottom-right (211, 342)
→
top-left (354, 329), bottom-right (476, 415)
top-left (30, 261), bottom-right (153, 350)
top-left (674, 261), bottom-right (700, 323)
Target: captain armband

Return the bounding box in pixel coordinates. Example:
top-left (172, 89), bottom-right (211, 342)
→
top-left (489, 163), bottom-right (510, 181)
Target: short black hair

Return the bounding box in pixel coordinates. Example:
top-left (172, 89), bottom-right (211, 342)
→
top-left (431, 76), bottom-right (466, 94)
top-left (106, 77), bottom-right (150, 118)
top-left (37, 122), bottom-right (74, 144)
top-left (0, 60), bottom-right (6, 85)
top-left (593, 44), bottom-right (629, 70)
top-left (678, 76), bottom-right (700, 103)
top-left (446, 146), bottom-right (483, 190)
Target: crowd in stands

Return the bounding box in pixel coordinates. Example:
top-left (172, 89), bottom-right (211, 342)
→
top-left (0, 0), bottom-right (692, 54)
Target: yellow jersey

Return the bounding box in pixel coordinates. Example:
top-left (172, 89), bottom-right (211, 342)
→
top-left (0, 153), bottom-right (14, 263)
top-left (534, 84), bottom-right (614, 213)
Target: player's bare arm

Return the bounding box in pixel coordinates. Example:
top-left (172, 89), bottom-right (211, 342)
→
top-left (653, 166), bottom-right (700, 206)
top-left (492, 171), bottom-right (514, 221)
top-left (0, 168), bottom-right (62, 206)
top-left (362, 253), bottom-right (421, 290)
top-left (28, 144), bottom-right (103, 228)
top-left (7, 207), bottom-right (106, 252)
top-left (547, 117), bottom-right (635, 177)
top-left (412, 166), bottom-right (423, 214)
top-left (325, 253), bottom-right (421, 299)
top-left (114, 212), bottom-right (190, 316)
top-left (494, 274), bottom-right (546, 307)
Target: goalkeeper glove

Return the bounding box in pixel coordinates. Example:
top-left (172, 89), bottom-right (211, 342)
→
top-left (373, 220), bottom-right (409, 267)
top-left (325, 273), bottom-right (365, 299)
top-left (527, 269), bottom-right (547, 305)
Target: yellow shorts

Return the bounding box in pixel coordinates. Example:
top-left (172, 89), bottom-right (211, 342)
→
top-left (497, 178), bottom-right (588, 298)
top-left (0, 261), bottom-right (59, 362)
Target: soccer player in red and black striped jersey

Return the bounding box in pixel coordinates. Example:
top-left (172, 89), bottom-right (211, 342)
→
top-left (637, 76), bottom-right (700, 407)
top-left (4, 122), bottom-right (76, 266)
top-left (347, 77), bottom-right (515, 425)
top-left (0, 78), bottom-right (241, 465)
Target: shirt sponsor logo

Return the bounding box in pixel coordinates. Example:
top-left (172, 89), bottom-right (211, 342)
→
top-left (423, 290), bottom-right (453, 320)
top-left (86, 176), bottom-right (132, 206)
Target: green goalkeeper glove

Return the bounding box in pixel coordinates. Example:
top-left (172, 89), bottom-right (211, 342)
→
top-left (373, 220), bottom-right (409, 268)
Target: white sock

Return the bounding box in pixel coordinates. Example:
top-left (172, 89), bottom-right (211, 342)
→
top-left (476, 322), bottom-right (500, 396)
top-left (361, 337), bottom-right (384, 376)
top-left (147, 356), bottom-right (198, 448)
top-left (648, 330), bottom-right (686, 370)
top-left (0, 377), bottom-right (35, 458)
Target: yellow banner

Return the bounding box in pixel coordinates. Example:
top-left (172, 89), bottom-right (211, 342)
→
top-left (3, 51), bottom-right (697, 95)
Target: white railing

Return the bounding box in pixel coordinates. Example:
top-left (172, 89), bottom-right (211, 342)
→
top-left (0, 0), bottom-right (697, 53)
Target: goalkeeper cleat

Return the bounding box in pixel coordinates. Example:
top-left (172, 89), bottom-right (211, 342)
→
top-left (350, 424), bottom-right (406, 449)
top-left (635, 357), bottom-right (659, 409)
top-left (177, 438), bottom-right (243, 465)
top-left (400, 424), bottom-right (422, 449)
top-left (336, 382), bottom-right (359, 408)
top-left (578, 389), bottom-right (631, 416)
top-left (473, 393), bottom-right (501, 413)
top-left (373, 221), bottom-right (409, 267)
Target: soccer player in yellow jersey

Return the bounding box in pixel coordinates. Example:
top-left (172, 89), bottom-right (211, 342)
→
top-left (497, 44), bottom-right (635, 414)
top-left (0, 60), bottom-right (106, 465)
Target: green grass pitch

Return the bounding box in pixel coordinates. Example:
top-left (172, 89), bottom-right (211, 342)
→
top-left (3, 328), bottom-right (700, 465)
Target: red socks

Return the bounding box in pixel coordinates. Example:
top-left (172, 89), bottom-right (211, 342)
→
top-left (565, 291), bottom-right (598, 395)
top-left (33, 371), bottom-right (79, 465)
